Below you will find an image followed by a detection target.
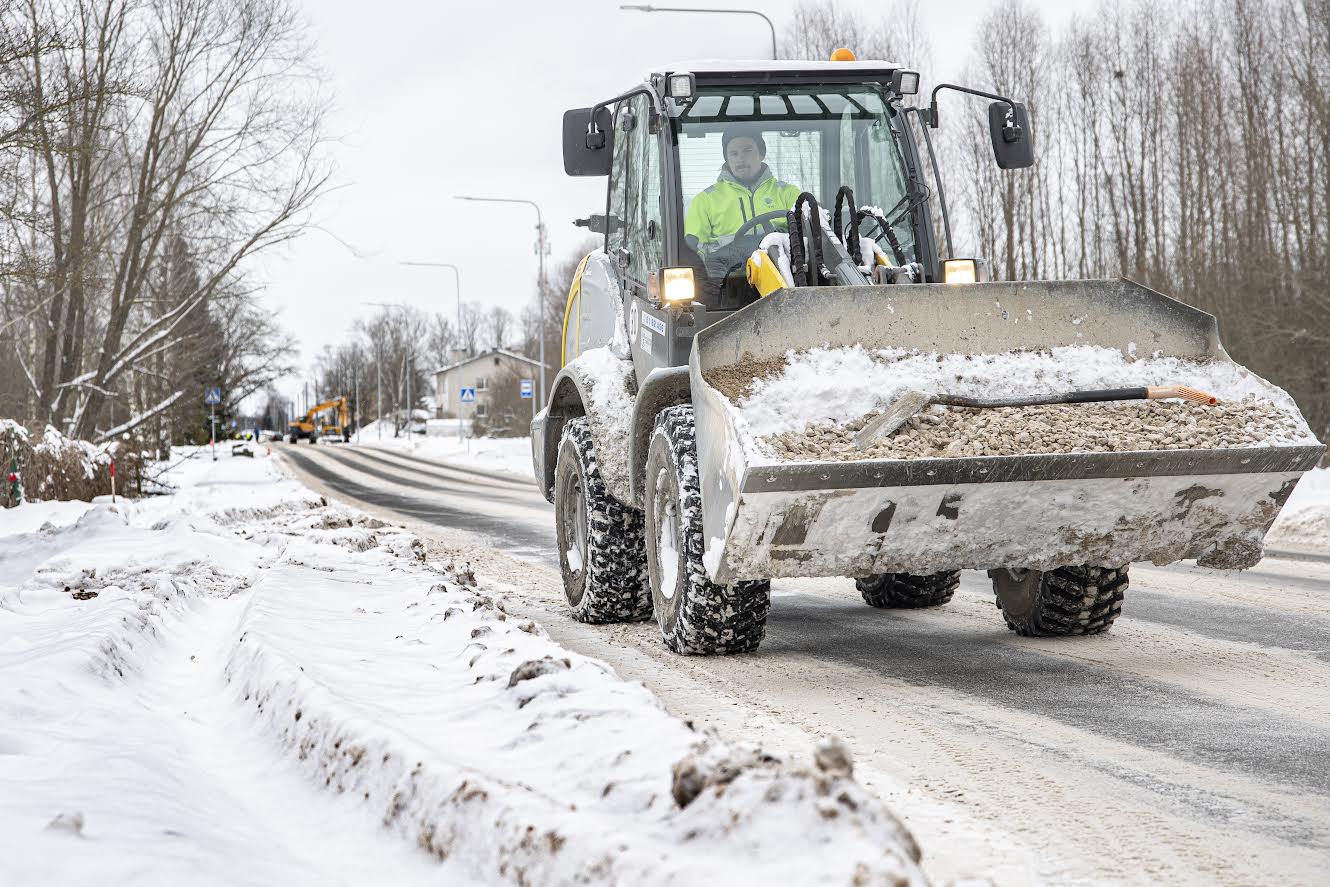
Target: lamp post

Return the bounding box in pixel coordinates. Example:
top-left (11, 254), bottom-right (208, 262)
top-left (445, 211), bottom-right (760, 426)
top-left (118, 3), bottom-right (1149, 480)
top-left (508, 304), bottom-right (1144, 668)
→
top-left (619, 4), bottom-right (778, 59)
top-left (400, 261), bottom-right (464, 441)
top-left (454, 195), bottom-right (549, 403)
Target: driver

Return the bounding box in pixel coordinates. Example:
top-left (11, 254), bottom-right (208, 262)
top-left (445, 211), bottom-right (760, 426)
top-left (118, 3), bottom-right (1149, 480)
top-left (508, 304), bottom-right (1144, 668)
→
top-left (684, 124), bottom-right (803, 253)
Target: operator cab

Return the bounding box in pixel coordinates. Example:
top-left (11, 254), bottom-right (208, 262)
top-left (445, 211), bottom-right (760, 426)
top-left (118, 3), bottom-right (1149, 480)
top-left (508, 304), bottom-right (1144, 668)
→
top-left (567, 59), bottom-right (933, 313)
top-left (561, 57), bottom-right (1033, 375)
top-left (671, 74), bottom-right (924, 307)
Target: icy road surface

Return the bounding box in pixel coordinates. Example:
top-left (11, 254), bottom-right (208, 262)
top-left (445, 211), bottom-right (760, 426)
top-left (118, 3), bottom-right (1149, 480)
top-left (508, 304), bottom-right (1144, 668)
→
top-left (282, 441), bottom-right (1330, 887)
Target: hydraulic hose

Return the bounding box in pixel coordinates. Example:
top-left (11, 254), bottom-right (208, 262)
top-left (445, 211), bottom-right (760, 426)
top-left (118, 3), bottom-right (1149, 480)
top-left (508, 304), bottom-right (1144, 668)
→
top-left (832, 185), bottom-right (863, 267)
top-left (789, 192), bottom-right (825, 286)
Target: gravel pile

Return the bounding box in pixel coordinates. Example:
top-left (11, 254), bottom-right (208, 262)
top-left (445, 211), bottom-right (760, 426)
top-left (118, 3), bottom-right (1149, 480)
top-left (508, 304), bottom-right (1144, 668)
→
top-left (760, 398), bottom-right (1305, 462)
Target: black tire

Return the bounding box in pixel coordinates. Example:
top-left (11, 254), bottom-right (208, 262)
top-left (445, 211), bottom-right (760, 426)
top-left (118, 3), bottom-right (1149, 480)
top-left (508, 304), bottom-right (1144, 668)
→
top-left (553, 418), bottom-right (652, 624)
top-left (644, 406), bottom-right (770, 655)
top-left (856, 571), bottom-right (958, 608)
top-left (989, 565), bottom-right (1127, 636)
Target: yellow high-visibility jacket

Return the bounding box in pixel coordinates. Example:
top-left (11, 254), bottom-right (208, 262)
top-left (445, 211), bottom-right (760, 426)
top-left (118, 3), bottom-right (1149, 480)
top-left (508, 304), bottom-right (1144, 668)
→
top-left (684, 165), bottom-right (802, 249)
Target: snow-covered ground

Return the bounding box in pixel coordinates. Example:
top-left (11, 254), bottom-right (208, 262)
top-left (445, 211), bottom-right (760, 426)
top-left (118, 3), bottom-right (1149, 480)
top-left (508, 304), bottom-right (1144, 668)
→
top-left (356, 424), bottom-right (535, 479)
top-left (1269, 465), bottom-right (1330, 551)
top-left (0, 448), bottom-right (931, 885)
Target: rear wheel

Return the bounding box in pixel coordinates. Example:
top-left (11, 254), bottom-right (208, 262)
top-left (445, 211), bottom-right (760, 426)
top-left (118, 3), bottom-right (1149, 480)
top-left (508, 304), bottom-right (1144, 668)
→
top-left (989, 565), bottom-right (1127, 636)
top-left (645, 406), bottom-right (770, 655)
top-left (553, 418), bottom-right (652, 623)
top-left (856, 571), bottom-right (958, 608)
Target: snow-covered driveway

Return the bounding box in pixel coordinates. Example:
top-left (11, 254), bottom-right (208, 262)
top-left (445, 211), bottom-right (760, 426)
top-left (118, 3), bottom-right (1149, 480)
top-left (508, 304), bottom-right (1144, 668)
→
top-left (281, 441), bottom-right (1330, 887)
top-left (0, 452), bottom-right (929, 886)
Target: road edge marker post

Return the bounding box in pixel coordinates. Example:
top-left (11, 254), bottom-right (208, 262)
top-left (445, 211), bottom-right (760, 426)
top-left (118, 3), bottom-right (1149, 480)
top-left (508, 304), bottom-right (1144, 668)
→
top-left (6, 457), bottom-right (19, 508)
top-left (110, 459), bottom-right (116, 504)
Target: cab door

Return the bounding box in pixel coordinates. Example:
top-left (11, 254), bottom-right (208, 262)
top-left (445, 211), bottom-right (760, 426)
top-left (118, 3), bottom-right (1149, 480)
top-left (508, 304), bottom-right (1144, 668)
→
top-left (607, 93), bottom-right (665, 301)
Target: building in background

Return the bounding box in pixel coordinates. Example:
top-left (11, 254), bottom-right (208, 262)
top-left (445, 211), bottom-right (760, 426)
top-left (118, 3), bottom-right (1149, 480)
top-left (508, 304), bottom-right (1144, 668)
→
top-left (432, 350), bottom-right (547, 433)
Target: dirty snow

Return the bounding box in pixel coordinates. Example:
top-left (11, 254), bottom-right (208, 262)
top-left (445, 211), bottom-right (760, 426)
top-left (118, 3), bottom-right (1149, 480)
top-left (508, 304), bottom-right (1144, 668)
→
top-left (0, 447), bottom-right (934, 885)
top-left (721, 344), bottom-right (1316, 446)
top-left (565, 346), bottom-right (637, 503)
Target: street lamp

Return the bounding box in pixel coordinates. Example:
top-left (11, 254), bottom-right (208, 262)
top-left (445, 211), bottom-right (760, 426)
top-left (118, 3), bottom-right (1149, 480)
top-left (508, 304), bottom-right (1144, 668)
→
top-left (619, 4), bottom-right (778, 59)
top-left (400, 261), bottom-right (465, 442)
top-left (400, 261), bottom-right (463, 355)
top-left (454, 195), bottom-right (550, 403)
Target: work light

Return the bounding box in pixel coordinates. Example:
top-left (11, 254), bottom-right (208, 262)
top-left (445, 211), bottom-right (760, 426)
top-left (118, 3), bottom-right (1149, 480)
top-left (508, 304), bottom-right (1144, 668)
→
top-left (892, 70), bottom-right (920, 95)
top-left (942, 258), bottom-right (988, 284)
top-left (667, 73), bottom-right (695, 99)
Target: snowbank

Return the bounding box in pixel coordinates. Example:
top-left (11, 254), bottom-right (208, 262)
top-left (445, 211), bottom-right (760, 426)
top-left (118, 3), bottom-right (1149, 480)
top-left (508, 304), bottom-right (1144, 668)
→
top-left (1268, 466), bottom-right (1330, 551)
top-left (359, 432), bottom-right (535, 479)
top-left (0, 448), bottom-right (935, 884)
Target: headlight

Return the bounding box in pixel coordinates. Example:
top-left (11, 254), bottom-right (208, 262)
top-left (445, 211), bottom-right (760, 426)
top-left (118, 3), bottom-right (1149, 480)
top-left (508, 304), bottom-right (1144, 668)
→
top-left (661, 267), bottom-right (695, 305)
top-left (942, 258), bottom-right (988, 284)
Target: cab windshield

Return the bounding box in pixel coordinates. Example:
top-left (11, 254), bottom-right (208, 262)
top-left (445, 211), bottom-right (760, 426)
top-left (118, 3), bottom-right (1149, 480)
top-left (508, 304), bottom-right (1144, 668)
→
top-left (670, 84), bottom-right (917, 286)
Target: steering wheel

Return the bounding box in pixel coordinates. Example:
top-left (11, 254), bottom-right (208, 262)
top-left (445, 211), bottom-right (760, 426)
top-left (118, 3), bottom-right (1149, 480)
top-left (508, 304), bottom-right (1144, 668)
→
top-left (731, 209), bottom-right (789, 240)
top-left (703, 210), bottom-right (790, 278)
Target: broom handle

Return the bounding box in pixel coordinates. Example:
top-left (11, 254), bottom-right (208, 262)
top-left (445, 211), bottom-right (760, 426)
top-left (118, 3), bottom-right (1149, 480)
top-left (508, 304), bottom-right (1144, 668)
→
top-left (934, 385), bottom-right (1217, 409)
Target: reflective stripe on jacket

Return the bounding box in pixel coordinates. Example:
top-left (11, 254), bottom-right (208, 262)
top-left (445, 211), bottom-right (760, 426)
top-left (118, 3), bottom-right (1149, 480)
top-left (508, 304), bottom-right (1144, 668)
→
top-left (684, 165), bottom-right (803, 248)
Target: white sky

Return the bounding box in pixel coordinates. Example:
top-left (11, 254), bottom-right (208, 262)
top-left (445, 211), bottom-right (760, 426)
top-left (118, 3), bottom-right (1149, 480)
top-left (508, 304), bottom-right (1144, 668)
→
top-left (263, 0), bottom-right (1103, 401)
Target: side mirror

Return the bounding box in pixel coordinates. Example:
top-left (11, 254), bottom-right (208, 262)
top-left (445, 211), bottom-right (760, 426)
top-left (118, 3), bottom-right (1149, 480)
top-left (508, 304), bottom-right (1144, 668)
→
top-left (988, 101), bottom-right (1034, 169)
top-left (563, 107), bottom-right (613, 176)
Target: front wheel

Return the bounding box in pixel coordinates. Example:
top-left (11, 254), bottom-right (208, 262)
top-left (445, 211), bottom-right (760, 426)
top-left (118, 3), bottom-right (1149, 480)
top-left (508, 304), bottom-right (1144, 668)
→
top-left (989, 565), bottom-right (1127, 636)
top-left (553, 418), bottom-right (652, 623)
top-left (644, 406), bottom-right (769, 655)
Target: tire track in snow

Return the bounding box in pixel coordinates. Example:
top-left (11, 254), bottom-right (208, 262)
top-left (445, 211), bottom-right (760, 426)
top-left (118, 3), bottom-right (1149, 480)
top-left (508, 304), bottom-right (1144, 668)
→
top-left (280, 447), bottom-right (554, 560)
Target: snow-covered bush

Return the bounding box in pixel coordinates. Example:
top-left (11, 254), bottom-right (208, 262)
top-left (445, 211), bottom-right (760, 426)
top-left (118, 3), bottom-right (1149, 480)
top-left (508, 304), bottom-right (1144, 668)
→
top-left (0, 420), bottom-right (145, 507)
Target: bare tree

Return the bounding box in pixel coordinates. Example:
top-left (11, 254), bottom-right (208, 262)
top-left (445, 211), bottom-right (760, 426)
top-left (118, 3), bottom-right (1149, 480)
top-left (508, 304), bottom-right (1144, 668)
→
top-left (457, 300), bottom-right (483, 355)
top-left (486, 305), bottom-right (512, 351)
top-left (0, 0), bottom-right (330, 441)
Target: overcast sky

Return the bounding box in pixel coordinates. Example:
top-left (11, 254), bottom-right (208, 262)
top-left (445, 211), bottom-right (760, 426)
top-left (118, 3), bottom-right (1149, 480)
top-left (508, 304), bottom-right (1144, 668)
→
top-left (264, 0), bottom-right (1102, 402)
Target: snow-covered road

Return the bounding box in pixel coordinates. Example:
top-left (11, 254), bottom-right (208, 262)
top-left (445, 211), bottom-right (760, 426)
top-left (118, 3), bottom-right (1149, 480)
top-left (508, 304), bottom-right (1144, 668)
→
top-left (281, 441), bottom-right (1330, 887)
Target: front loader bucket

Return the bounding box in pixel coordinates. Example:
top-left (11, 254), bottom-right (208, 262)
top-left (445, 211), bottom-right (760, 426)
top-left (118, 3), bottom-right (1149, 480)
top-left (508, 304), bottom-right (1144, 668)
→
top-left (689, 279), bottom-right (1324, 584)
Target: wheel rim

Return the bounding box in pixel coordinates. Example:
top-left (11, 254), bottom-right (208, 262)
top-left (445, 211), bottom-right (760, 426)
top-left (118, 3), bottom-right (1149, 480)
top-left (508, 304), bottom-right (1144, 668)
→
top-left (992, 568), bottom-right (1040, 619)
top-left (650, 465), bottom-right (683, 603)
top-left (557, 469), bottom-right (587, 581)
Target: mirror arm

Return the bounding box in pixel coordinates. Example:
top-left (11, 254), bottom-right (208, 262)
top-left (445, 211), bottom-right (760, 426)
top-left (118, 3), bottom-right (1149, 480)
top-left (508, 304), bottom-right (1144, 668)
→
top-left (926, 82), bottom-right (1018, 129)
top-left (588, 86), bottom-right (665, 148)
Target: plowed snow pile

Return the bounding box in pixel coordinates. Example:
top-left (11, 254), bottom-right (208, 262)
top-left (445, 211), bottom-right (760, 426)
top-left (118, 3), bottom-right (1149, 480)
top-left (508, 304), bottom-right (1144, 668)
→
top-left (705, 345), bottom-right (1316, 461)
top-left (0, 448), bottom-right (937, 886)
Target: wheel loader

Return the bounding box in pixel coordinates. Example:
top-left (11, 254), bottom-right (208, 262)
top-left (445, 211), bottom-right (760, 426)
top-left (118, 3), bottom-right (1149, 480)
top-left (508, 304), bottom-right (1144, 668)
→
top-left (531, 55), bottom-right (1325, 655)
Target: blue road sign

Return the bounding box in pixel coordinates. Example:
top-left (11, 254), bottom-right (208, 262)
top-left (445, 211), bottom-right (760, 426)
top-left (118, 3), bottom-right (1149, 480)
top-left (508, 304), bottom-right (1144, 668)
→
top-left (205, 387), bottom-right (221, 405)
top-left (460, 387), bottom-right (476, 404)
top-left (520, 379), bottom-right (534, 399)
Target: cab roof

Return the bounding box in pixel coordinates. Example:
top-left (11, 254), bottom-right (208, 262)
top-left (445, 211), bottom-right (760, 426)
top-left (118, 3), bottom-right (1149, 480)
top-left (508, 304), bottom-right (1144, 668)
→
top-left (647, 59), bottom-right (904, 90)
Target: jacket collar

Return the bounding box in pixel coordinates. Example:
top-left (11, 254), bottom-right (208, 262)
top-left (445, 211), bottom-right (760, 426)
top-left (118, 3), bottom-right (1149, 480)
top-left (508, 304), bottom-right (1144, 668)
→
top-left (717, 163), bottom-right (773, 192)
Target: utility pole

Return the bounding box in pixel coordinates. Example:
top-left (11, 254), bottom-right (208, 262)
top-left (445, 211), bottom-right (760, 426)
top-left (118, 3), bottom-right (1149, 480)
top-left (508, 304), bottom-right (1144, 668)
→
top-left (406, 353), bottom-right (413, 450)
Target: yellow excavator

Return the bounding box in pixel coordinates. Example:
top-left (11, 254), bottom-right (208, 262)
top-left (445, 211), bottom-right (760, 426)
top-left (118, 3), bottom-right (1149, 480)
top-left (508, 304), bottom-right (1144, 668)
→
top-left (288, 396), bottom-right (351, 444)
